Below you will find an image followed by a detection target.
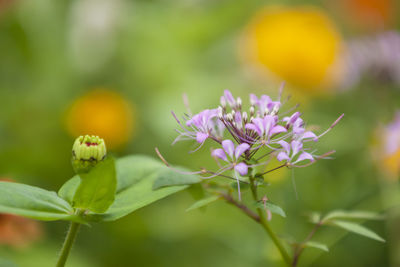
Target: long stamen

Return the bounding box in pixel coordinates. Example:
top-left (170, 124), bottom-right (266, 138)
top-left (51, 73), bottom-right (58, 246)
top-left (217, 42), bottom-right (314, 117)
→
top-left (155, 148), bottom-right (204, 175)
top-left (317, 114), bottom-right (344, 139)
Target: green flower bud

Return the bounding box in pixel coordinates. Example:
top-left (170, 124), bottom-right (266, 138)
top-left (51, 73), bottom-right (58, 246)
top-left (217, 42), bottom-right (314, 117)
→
top-left (72, 135), bottom-right (107, 173)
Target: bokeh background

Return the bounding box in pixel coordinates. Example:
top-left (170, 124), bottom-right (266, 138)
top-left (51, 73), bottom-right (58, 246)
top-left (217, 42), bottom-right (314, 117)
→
top-left (0, 0), bottom-right (399, 266)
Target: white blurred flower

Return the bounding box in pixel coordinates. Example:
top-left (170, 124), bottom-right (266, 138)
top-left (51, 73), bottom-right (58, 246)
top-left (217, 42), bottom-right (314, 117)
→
top-left (68, 0), bottom-right (124, 72)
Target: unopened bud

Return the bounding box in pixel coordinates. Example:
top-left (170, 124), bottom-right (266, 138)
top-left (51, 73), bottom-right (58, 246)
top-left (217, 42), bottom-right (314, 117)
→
top-left (217, 106), bottom-right (224, 119)
top-left (242, 112), bottom-right (248, 121)
top-left (249, 106), bottom-right (255, 116)
top-left (271, 104), bottom-right (280, 115)
top-left (236, 97), bottom-right (242, 109)
top-left (72, 135), bottom-right (107, 173)
top-left (220, 96), bottom-right (226, 108)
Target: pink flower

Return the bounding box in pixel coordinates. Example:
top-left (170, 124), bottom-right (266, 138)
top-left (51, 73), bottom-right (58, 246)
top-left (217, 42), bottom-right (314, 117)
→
top-left (212, 140), bottom-right (250, 175)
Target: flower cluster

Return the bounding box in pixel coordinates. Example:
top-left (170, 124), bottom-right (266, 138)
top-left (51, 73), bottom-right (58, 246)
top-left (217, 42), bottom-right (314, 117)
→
top-left (169, 88), bottom-right (343, 198)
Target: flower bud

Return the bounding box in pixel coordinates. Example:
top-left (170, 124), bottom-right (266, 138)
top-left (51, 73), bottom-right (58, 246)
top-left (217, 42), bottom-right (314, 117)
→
top-left (72, 135), bottom-right (107, 173)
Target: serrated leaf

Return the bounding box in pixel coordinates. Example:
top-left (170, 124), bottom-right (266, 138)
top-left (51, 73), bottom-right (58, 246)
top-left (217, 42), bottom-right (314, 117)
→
top-left (0, 181), bottom-right (75, 221)
top-left (59, 155), bottom-right (193, 222)
top-left (152, 168), bottom-right (201, 189)
top-left (323, 210), bottom-right (384, 223)
top-left (73, 157), bottom-right (117, 214)
top-left (186, 195), bottom-right (220, 212)
top-left (255, 201), bottom-right (286, 218)
top-left (331, 220), bottom-right (385, 242)
top-left (303, 241), bottom-right (329, 252)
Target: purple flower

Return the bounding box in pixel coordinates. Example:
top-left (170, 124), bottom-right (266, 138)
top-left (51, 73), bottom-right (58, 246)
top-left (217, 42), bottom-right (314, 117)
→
top-left (212, 140), bottom-right (251, 200)
top-left (277, 140), bottom-right (314, 165)
top-left (212, 140), bottom-right (250, 175)
top-left (250, 94), bottom-right (281, 115)
top-left (173, 108), bottom-right (225, 150)
top-left (166, 86), bottom-right (343, 199)
top-left (221, 90), bottom-right (241, 108)
top-left (245, 115), bottom-right (287, 145)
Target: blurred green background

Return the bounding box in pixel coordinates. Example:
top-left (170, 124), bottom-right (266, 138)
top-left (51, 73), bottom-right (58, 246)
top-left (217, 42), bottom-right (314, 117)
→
top-left (0, 0), bottom-right (399, 266)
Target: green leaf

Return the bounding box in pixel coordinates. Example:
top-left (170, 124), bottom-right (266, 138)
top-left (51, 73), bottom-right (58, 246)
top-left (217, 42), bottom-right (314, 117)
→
top-left (73, 157), bottom-right (117, 214)
top-left (323, 210), bottom-right (384, 223)
top-left (303, 241), bottom-right (329, 252)
top-left (330, 220), bottom-right (385, 242)
top-left (0, 181), bottom-right (75, 221)
top-left (152, 168), bottom-right (201, 189)
top-left (59, 155), bottom-right (193, 222)
top-left (255, 201), bottom-right (286, 218)
top-left (186, 195), bottom-right (220, 212)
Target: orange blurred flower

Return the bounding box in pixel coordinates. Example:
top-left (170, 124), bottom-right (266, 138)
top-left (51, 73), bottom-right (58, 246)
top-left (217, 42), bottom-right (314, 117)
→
top-left (241, 6), bottom-right (343, 93)
top-left (0, 214), bottom-right (42, 248)
top-left (338, 0), bottom-right (395, 31)
top-left (0, 179), bottom-right (42, 248)
top-left (66, 89), bottom-right (135, 149)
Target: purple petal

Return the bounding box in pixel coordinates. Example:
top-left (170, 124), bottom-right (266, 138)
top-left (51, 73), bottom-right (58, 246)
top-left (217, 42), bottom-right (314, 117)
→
top-left (291, 140), bottom-right (303, 156)
top-left (289, 112), bottom-right (301, 125)
top-left (263, 115), bottom-right (275, 130)
top-left (252, 118), bottom-right (265, 135)
top-left (293, 117), bottom-right (304, 128)
top-left (270, 125), bottom-right (287, 135)
top-left (196, 132), bottom-right (209, 143)
top-left (258, 95), bottom-right (272, 111)
top-left (234, 162), bottom-right (248, 176)
top-left (235, 143), bottom-right (250, 159)
top-left (234, 111), bottom-right (242, 124)
top-left (222, 139), bottom-right (235, 158)
top-left (293, 126), bottom-right (305, 135)
top-left (212, 148), bottom-right (227, 161)
top-left (302, 131), bottom-right (318, 141)
top-left (277, 152), bottom-right (290, 162)
top-left (294, 152), bottom-right (314, 163)
top-left (278, 140), bottom-right (290, 154)
top-left (267, 101), bottom-right (281, 111)
top-left (224, 90), bottom-right (235, 106)
top-left (282, 116), bottom-right (290, 123)
top-left (245, 123), bottom-right (262, 136)
top-left (249, 94), bottom-right (258, 105)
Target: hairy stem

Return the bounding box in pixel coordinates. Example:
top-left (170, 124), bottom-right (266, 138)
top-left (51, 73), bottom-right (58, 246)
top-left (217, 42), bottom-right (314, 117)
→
top-left (249, 176), bottom-right (292, 265)
top-left (56, 211), bottom-right (83, 267)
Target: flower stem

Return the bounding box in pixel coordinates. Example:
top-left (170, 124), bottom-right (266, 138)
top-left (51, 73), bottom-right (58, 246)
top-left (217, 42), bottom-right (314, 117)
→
top-left (56, 212), bottom-right (83, 267)
top-left (249, 176), bottom-right (291, 266)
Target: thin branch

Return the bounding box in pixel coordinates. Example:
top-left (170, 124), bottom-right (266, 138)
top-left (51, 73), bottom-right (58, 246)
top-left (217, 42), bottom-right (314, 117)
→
top-left (219, 192), bottom-right (260, 222)
top-left (292, 221), bottom-right (323, 267)
top-left (260, 164), bottom-right (288, 175)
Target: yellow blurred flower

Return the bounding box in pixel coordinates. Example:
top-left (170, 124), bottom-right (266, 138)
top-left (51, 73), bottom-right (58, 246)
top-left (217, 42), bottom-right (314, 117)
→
top-left (241, 6), bottom-right (343, 92)
top-left (66, 89), bottom-right (135, 149)
top-left (372, 112), bottom-right (400, 180)
top-left (383, 149), bottom-right (400, 179)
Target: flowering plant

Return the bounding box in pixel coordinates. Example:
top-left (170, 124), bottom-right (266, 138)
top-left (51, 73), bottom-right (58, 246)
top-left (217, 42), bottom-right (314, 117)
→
top-left (0, 135), bottom-right (196, 266)
top-left (157, 87), bottom-right (385, 266)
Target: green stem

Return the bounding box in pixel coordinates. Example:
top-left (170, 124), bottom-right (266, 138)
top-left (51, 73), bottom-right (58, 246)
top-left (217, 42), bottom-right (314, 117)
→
top-left (56, 213), bottom-right (82, 267)
top-left (249, 176), bottom-right (292, 266)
